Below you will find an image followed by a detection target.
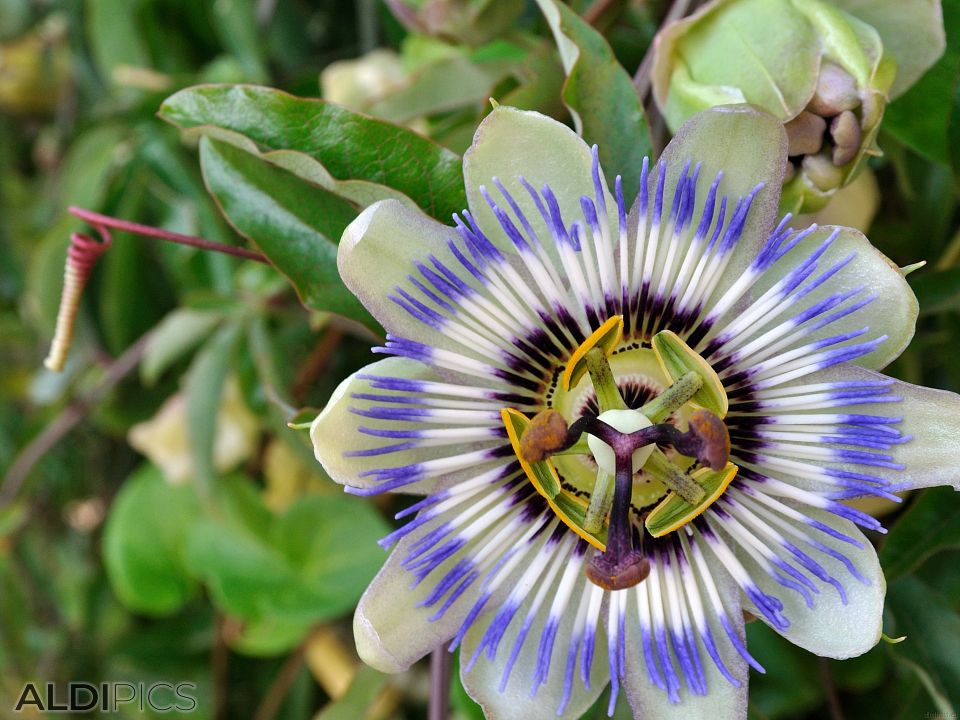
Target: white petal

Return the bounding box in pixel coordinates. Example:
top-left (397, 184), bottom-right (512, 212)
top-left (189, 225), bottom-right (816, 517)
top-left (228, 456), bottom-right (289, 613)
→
top-left (311, 357), bottom-right (508, 495)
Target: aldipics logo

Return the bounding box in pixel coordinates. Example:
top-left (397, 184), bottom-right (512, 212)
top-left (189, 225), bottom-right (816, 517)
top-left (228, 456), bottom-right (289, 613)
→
top-left (13, 682), bottom-right (197, 713)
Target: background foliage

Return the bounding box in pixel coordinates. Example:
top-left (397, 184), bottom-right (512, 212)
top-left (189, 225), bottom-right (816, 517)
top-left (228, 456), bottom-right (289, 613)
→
top-left (1, 0), bottom-right (958, 718)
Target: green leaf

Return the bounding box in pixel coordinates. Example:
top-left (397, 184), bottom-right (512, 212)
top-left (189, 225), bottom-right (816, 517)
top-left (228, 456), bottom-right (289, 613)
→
top-left (185, 480), bottom-right (390, 654)
top-left (199, 136), bottom-right (371, 325)
top-left (879, 487), bottom-right (960, 580)
top-left (103, 465), bottom-right (202, 615)
top-left (141, 308), bottom-right (224, 386)
top-left (883, 0), bottom-right (960, 164)
top-left (315, 666), bottom-right (391, 720)
top-left (886, 576), bottom-right (960, 712)
top-left (210, 0), bottom-right (267, 82)
top-left (535, 0), bottom-right (651, 199)
top-left (85, 0), bottom-right (150, 86)
top-left (160, 84), bottom-right (466, 220)
top-left (368, 53), bottom-right (515, 124)
top-left (910, 266), bottom-right (960, 315)
top-left (185, 322), bottom-right (241, 500)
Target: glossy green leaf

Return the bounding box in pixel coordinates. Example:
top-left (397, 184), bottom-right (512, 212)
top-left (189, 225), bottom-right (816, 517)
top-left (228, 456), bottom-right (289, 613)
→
top-left (535, 0), bottom-right (651, 199)
top-left (887, 576), bottom-right (960, 712)
top-left (103, 465), bottom-right (202, 616)
top-left (879, 487), bottom-right (960, 581)
top-left (199, 136), bottom-right (372, 326)
top-left (160, 84), bottom-right (466, 220)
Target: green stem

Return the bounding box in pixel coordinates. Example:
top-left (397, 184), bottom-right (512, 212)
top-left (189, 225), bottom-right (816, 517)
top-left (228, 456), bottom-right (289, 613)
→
top-left (584, 470), bottom-right (615, 533)
top-left (640, 371), bottom-right (703, 423)
top-left (585, 348), bottom-right (627, 412)
top-left (643, 449), bottom-right (705, 504)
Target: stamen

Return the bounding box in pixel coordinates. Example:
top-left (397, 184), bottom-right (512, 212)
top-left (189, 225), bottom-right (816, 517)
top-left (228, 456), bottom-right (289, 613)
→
top-left (644, 450), bottom-right (706, 505)
top-left (518, 409), bottom-right (570, 463)
top-left (639, 370), bottom-right (703, 422)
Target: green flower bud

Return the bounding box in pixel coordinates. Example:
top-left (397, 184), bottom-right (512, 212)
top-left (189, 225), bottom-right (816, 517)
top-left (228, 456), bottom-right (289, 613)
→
top-left (651, 0), bottom-right (917, 214)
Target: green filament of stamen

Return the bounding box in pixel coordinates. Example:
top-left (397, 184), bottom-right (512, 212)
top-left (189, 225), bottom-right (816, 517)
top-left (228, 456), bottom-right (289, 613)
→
top-left (585, 348), bottom-right (627, 412)
top-left (639, 371), bottom-right (703, 423)
top-left (583, 470), bottom-right (615, 533)
top-left (642, 448), bottom-right (706, 505)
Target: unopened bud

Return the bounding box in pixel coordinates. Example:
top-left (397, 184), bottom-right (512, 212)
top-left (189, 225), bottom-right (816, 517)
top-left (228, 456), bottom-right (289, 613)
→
top-left (785, 111), bottom-right (826, 157)
top-left (830, 110), bottom-right (862, 166)
top-left (806, 62), bottom-right (859, 116)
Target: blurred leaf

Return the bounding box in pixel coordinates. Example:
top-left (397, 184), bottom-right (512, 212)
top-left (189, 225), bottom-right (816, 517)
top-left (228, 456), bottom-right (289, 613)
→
top-left (883, 0), bottom-right (960, 165)
top-left (887, 576), bottom-right (960, 712)
top-left (315, 665), bottom-right (391, 720)
top-left (160, 84), bottom-right (467, 220)
top-left (893, 657), bottom-right (956, 718)
top-left (211, 0), bottom-right (267, 82)
top-left (141, 308), bottom-right (223, 386)
top-left (880, 487), bottom-right (960, 580)
top-left (909, 266), bottom-right (959, 317)
top-left (368, 52), bottom-right (516, 123)
top-left (103, 465), bottom-right (202, 615)
top-left (185, 481), bottom-right (390, 654)
top-left (535, 0), bottom-right (651, 199)
top-left (185, 321), bottom-right (241, 499)
top-left (745, 621), bottom-right (823, 718)
top-left (917, 549), bottom-right (960, 610)
top-left (86, 0), bottom-right (150, 87)
top-left (199, 136), bottom-right (372, 326)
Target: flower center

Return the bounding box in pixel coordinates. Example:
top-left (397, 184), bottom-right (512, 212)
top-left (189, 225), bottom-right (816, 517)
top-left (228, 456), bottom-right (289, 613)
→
top-left (500, 316), bottom-right (738, 590)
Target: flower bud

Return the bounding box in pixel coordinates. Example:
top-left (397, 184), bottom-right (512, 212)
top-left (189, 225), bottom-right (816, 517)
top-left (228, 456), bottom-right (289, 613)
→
top-left (651, 0), bottom-right (902, 213)
top-left (383, 0), bottom-right (524, 46)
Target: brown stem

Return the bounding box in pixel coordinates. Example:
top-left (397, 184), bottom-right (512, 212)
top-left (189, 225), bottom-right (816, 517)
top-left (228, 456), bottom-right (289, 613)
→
top-left (820, 657), bottom-right (846, 720)
top-left (213, 614), bottom-right (230, 720)
top-left (68, 206), bottom-right (269, 264)
top-left (292, 327), bottom-right (345, 404)
top-left (428, 646), bottom-right (452, 720)
top-left (253, 640), bottom-right (308, 720)
top-left (1, 331), bottom-right (153, 508)
top-left (583, 0), bottom-right (622, 27)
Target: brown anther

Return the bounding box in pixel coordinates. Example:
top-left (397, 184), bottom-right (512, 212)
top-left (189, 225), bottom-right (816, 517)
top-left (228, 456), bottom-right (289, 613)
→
top-left (784, 111), bottom-right (826, 157)
top-left (687, 409), bottom-right (730, 471)
top-left (586, 552), bottom-right (651, 591)
top-left (830, 110), bottom-right (861, 166)
top-left (518, 409), bottom-right (570, 463)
